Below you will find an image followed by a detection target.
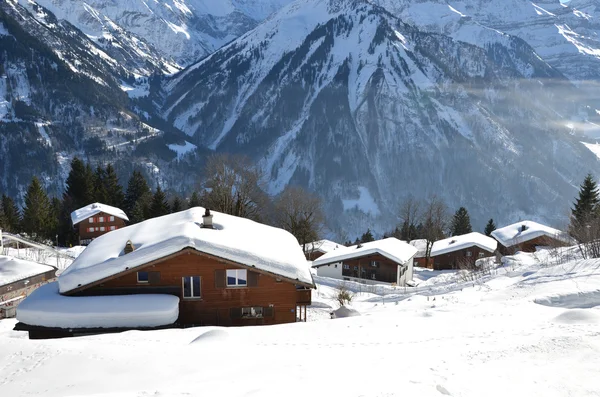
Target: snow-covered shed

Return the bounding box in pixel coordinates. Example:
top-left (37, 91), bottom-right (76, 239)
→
top-left (430, 232), bottom-right (497, 270)
top-left (312, 238), bottom-right (417, 286)
top-left (71, 202), bottom-right (129, 245)
top-left (303, 239), bottom-right (341, 261)
top-left (16, 208), bottom-right (315, 338)
top-left (491, 221), bottom-right (571, 254)
top-left (0, 256), bottom-right (56, 318)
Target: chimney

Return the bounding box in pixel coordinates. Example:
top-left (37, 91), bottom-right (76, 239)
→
top-left (124, 240), bottom-right (135, 254)
top-left (520, 224), bottom-right (528, 232)
top-left (202, 208), bottom-right (213, 229)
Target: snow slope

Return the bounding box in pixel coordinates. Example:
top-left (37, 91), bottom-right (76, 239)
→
top-left (1, 247), bottom-right (600, 396)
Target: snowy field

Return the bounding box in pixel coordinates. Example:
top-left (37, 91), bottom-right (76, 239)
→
top-left (1, 248), bottom-right (600, 396)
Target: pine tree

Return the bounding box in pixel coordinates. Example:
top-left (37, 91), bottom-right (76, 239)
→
top-left (64, 157), bottom-right (94, 209)
top-left (360, 229), bottom-right (375, 243)
top-left (92, 165), bottom-right (108, 204)
top-left (188, 191), bottom-right (201, 208)
top-left (0, 196), bottom-right (7, 231)
top-left (484, 218), bottom-right (496, 236)
top-left (124, 170), bottom-right (151, 222)
top-left (171, 196), bottom-right (184, 213)
top-left (149, 186), bottom-right (170, 218)
top-left (22, 177), bottom-right (51, 240)
top-left (103, 164), bottom-right (125, 209)
top-left (1, 194), bottom-right (21, 233)
top-left (571, 173), bottom-right (599, 226)
top-left (450, 207), bottom-right (472, 236)
top-left (48, 197), bottom-right (61, 244)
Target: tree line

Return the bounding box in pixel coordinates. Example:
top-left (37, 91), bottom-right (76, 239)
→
top-left (0, 154), bottom-right (325, 247)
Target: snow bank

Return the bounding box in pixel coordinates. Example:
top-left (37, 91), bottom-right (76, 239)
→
top-left (332, 306), bottom-right (360, 318)
top-left (70, 202), bottom-right (129, 226)
top-left (313, 238), bottom-right (417, 267)
top-left (491, 220), bottom-right (570, 248)
top-left (431, 232), bottom-right (497, 256)
top-left (0, 256), bottom-right (55, 287)
top-left (60, 207), bottom-right (313, 293)
top-left (16, 282), bottom-right (179, 329)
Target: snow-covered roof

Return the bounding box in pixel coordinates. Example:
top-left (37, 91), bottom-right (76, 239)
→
top-left (431, 232), bottom-right (497, 257)
top-left (409, 239), bottom-right (428, 258)
top-left (59, 207), bottom-right (314, 293)
top-left (304, 239), bottom-right (341, 254)
top-left (312, 238), bottom-right (417, 267)
top-left (491, 221), bottom-right (570, 248)
top-left (71, 202), bottom-right (129, 225)
top-left (0, 256), bottom-right (55, 287)
top-left (16, 282), bottom-right (179, 329)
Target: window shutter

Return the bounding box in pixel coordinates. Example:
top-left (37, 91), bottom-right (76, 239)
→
top-left (263, 307), bottom-right (274, 318)
top-left (248, 271), bottom-right (259, 287)
top-left (230, 307), bottom-right (242, 319)
top-left (215, 269), bottom-right (225, 288)
top-left (148, 271), bottom-right (161, 284)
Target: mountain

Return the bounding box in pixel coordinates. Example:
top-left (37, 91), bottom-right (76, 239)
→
top-left (16, 0), bottom-right (295, 75)
top-left (159, 0), bottom-right (600, 237)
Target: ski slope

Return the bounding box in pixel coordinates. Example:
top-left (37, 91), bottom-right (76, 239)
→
top-left (0, 247), bottom-right (599, 396)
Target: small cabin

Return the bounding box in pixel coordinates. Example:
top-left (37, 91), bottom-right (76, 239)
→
top-left (491, 221), bottom-right (571, 255)
top-left (430, 232), bottom-right (497, 270)
top-left (71, 203), bottom-right (129, 245)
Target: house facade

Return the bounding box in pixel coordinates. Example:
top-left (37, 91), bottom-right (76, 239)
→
top-left (491, 221), bottom-right (571, 255)
top-left (430, 233), bottom-right (497, 270)
top-left (312, 238), bottom-right (417, 286)
top-left (71, 203), bottom-right (129, 245)
top-left (16, 208), bottom-right (314, 338)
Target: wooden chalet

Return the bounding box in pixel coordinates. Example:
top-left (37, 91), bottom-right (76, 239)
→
top-left (71, 203), bottom-right (129, 245)
top-left (491, 221), bottom-right (571, 255)
top-left (16, 208), bottom-right (314, 339)
top-left (430, 232), bottom-right (497, 270)
top-left (303, 239), bottom-right (341, 261)
top-left (312, 238), bottom-right (417, 286)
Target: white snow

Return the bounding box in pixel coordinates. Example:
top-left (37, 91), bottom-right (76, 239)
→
top-left (491, 220), bottom-right (570, 248)
top-left (431, 232), bottom-right (497, 256)
top-left (342, 186), bottom-right (381, 216)
top-left (313, 238), bottom-right (417, 267)
top-left (16, 282), bottom-right (179, 329)
top-left (0, 22), bottom-right (9, 36)
top-left (34, 122), bottom-right (52, 147)
top-left (167, 141), bottom-right (197, 159)
top-left (0, 256), bottom-right (55, 288)
top-left (60, 207), bottom-right (314, 293)
top-left (409, 239), bottom-right (428, 258)
top-left (2, 247), bottom-right (600, 396)
top-left (303, 239), bottom-right (342, 254)
top-left (582, 141), bottom-right (600, 159)
top-left (70, 202), bottom-right (129, 226)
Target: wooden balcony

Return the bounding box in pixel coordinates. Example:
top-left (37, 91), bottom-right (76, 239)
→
top-left (296, 289), bottom-right (312, 305)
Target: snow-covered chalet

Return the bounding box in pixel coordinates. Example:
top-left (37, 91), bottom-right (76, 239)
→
top-left (15, 208), bottom-right (315, 339)
top-left (491, 221), bottom-right (571, 255)
top-left (71, 202), bottom-right (129, 245)
top-left (430, 232), bottom-right (497, 270)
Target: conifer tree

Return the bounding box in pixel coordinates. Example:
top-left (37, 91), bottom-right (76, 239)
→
top-left (48, 197), bottom-right (61, 243)
top-left (93, 165), bottom-right (108, 204)
top-left (171, 196), bottom-right (184, 213)
top-left (124, 170), bottom-right (151, 222)
top-left (360, 229), bottom-right (375, 243)
top-left (0, 196), bottom-right (7, 231)
top-left (188, 191), bottom-right (201, 208)
top-left (484, 218), bottom-right (496, 236)
top-left (149, 186), bottom-right (170, 218)
top-left (21, 177), bottom-right (51, 240)
top-left (64, 157), bottom-right (94, 209)
top-left (129, 201), bottom-right (146, 224)
top-left (450, 207), bottom-right (472, 236)
top-left (103, 164), bottom-right (124, 209)
top-left (571, 173), bottom-right (599, 227)
top-left (1, 194), bottom-right (21, 233)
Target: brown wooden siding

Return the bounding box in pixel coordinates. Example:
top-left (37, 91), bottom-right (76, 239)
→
top-left (414, 257), bottom-right (434, 269)
top-left (431, 245), bottom-right (495, 270)
top-left (496, 235), bottom-right (567, 255)
top-left (305, 251), bottom-right (325, 261)
top-left (84, 250), bottom-right (304, 326)
top-left (77, 211), bottom-right (127, 243)
top-left (340, 253), bottom-right (398, 283)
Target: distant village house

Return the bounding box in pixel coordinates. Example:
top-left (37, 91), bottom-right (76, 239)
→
top-left (491, 221), bottom-right (571, 255)
top-left (303, 239), bottom-right (341, 261)
top-left (71, 203), bottom-right (129, 245)
top-left (430, 232), bottom-right (497, 270)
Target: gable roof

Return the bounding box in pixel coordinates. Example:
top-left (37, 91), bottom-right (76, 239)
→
top-left (0, 256), bottom-right (55, 288)
top-left (312, 238), bottom-right (418, 267)
top-left (59, 207), bottom-right (314, 293)
top-left (304, 239), bottom-right (341, 254)
top-left (491, 220), bottom-right (570, 248)
top-left (71, 203), bottom-right (129, 226)
top-left (409, 239), bottom-right (428, 258)
top-left (431, 232), bottom-right (497, 257)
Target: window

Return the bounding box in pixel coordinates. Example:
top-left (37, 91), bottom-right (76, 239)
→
top-left (99, 216), bottom-right (105, 222)
top-left (110, 226), bottom-right (116, 231)
top-left (466, 251), bottom-right (472, 257)
top-left (242, 307), bottom-right (263, 318)
top-left (343, 264), bottom-right (350, 270)
top-left (88, 227), bottom-right (94, 233)
top-left (478, 252), bottom-right (485, 258)
top-left (353, 266), bottom-right (358, 271)
top-left (137, 271), bottom-right (149, 283)
top-left (110, 216), bottom-right (115, 222)
top-left (89, 218), bottom-right (94, 223)
top-left (182, 276), bottom-right (201, 298)
top-left (100, 226), bottom-right (105, 232)
top-left (226, 269), bottom-right (247, 287)
top-left (95, 227), bottom-right (100, 232)
top-left (371, 261), bottom-right (380, 268)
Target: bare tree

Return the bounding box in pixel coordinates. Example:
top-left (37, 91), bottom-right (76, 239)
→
top-left (398, 197), bottom-right (422, 241)
top-left (273, 185), bottom-right (325, 252)
top-left (422, 195), bottom-right (449, 267)
top-left (331, 283), bottom-right (353, 307)
top-left (201, 154), bottom-right (268, 221)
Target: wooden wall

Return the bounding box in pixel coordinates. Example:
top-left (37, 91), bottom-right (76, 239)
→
top-left (340, 253), bottom-right (398, 283)
top-left (431, 245), bottom-right (494, 270)
top-left (78, 211), bottom-right (127, 243)
top-left (84, 250), bottom-right (301, 326)
top-left (497, 235), bottom-right (566, 255)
